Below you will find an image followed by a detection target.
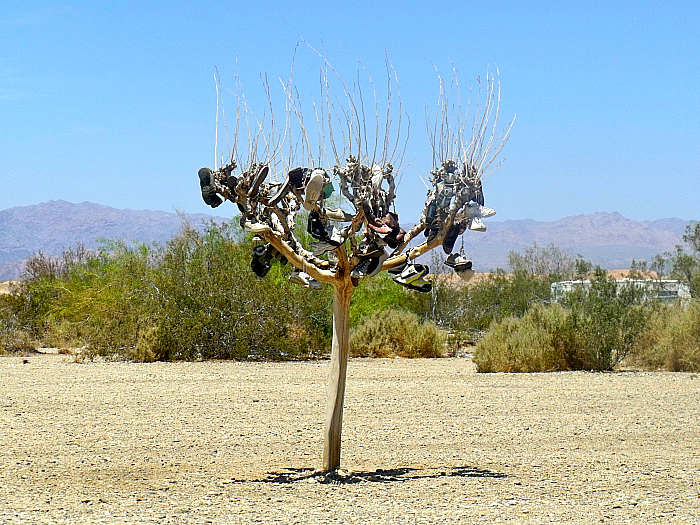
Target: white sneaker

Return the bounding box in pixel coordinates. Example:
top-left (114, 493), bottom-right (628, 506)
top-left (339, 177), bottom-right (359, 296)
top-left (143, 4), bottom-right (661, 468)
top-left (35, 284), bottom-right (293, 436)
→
top-left (325, 207), bottom-right (354, 222)
top-left (461, 203), bottom-right (496, 219)
top-left (303, 169), bottom-right (326, 211)
top-left (469, 217), bottom-right (487, 232)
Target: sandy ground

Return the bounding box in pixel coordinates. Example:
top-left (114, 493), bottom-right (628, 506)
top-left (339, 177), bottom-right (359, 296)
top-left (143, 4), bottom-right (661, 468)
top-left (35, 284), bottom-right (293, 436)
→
top-left (1, 354), bottom-right (699, 524)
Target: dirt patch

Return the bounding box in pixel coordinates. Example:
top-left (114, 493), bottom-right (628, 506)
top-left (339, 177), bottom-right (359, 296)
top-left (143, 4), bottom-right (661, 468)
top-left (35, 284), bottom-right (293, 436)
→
top-left (0, 281), bottom-right (13, 294)
top-left (1, 355), bottom-right (698, 523)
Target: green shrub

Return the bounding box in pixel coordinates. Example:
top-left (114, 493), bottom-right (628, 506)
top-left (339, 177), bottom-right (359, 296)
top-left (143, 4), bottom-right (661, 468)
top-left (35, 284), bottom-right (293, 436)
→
top-left (0, 292), bottom-right (37, 354)
top-left (4, 221), bottom-right (333, 361)
top-left (349, 308), bottom-right (446, 358)
top-left (562, 268), bottom-right (650, 370)
top-left (474, 269), bottom-right (656, 373)
top-left (473, 303), bottom-right (570, 373)
top-left (634, 301), bottom-right (700, 372)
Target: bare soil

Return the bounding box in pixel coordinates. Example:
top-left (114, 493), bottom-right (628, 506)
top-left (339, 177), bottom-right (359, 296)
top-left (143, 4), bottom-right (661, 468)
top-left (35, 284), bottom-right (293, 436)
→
top-left (1, 354), bottom-right (699, 524)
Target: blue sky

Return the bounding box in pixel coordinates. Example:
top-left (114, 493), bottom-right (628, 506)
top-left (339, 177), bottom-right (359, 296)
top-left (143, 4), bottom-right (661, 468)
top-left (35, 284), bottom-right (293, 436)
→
top-left (1, 1), bottom-right (698, 223)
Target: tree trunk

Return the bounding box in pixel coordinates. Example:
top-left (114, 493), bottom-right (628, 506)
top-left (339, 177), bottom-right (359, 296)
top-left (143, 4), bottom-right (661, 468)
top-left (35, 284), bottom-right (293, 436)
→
top-left (323, 282), bottom-right (353, 471)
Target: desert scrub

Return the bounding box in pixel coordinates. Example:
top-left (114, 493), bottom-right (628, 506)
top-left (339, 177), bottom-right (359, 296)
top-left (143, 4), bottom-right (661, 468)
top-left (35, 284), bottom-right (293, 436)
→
top-left (0, 290), bottom-right (38, 354)
top-left (350, 309), bottom-right (446, 358)
top-left (473, 303), bottom-right (570, 373)
top-left (634, 300), bottom-right (700, 372)
top-left (562, 268), bottom-right (651, 370)
top-left (409, 268), bottom-right (554, 343)
top-left (6, 221), bottom-right (333, 361)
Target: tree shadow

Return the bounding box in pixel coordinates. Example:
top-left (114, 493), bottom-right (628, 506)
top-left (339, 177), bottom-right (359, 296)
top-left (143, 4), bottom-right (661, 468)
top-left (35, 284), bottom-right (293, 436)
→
top-left (230, 465), bottom-right (507, 485)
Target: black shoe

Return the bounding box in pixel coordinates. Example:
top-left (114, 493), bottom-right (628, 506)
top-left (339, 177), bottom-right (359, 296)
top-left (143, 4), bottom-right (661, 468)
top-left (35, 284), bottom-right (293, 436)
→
top-left (307, 209), bottom-right (331, 241)
top-left (361, 199), bottom-right (382, 228)
top-left (288, 167), bottom-right (307, 188)
top-left (247, 165), bottom-right (269, 198)
top-left (251, 256), bottom-right (271, 278)
top-left (251, 243), bottom-right (274, 278)
top-left (198, 168), bottom-right (223, 208)
top-left (425, 224), bottom-right (439, 243)
top-left (425, 200), bottom-right (437, 225)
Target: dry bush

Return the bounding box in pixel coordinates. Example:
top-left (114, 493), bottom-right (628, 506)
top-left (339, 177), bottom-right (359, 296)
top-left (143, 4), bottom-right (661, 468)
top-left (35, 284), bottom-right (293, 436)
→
top-left (350, 309), bottom-right (446, 358)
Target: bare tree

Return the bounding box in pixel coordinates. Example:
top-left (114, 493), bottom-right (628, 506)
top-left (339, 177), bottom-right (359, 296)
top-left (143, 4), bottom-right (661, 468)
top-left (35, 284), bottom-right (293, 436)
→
top-left (197, 57), bottom-right (514, 472)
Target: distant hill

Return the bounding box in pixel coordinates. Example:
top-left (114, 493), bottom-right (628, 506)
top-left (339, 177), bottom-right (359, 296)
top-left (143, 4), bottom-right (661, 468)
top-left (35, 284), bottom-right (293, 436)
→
top-left (0, 201), bottom-right (692, 279)
top-left (0, 200), bottom-right (221, 280)
top-left (460, 211), bottom-right (691, 271)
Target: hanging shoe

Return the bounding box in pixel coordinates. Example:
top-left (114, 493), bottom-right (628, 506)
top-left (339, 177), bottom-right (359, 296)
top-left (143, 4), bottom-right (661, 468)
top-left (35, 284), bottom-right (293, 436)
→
top-left (247, 165), bottom-right (269, 198)
top-left (226, 173), bottom-right (239, 193)
top-left (290, 268), bottom-right (321, 288)
top-left (425, 224), bottom-right (440, 243)
top-left (303, 169), bottom-right (326, 210)
top-left (329, 226), bottom-right (346, 246)
top-left (288, 167), bottom-right (307, 188)
top-left (360, 199), bottom-right (383, 228)
top-left (405, 276), bottom-right (432, 293)
top-left (393, 263), bottom-right (429, 286)
top-left (322, 181), bottom-right (334, 200)
top-left (307, 210), bottom-right (336, 242)
top-left (367, 247), bottom-right (391, 277)
top-left (445, 253), bottom-right (473, 271)
top-left (424, 200), bottom-right (437, 225)
top-left (351, 251), bottom-right (386, 279)
top-left (267, 180), bottom-right (289, 206)
top-left (355, 242), bottom-right (384, 260)
top-left (198, 168), bottom-right (223, 208)
top-left (313, 239), bottom-right (338, 256)
top-left (369, 222), bottom-right (392, 234)
top-left (325, 207), bottom-right (354, 222)
top-left (469, 217), bottom-right (487, 232)
top-left (251, 243), bottom-right (272, 278)
top-left (456, 268), bottom-right (476, 282)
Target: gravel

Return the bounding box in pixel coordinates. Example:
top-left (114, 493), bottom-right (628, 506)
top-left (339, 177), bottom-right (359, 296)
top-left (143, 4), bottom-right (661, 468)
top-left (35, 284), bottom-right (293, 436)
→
top-left (1, 354), bottom-right (699, 524)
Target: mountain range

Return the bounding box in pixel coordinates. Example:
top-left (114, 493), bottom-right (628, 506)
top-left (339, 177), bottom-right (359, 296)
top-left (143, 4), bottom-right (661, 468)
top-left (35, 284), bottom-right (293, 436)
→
top-left (0, 200), bottom-right (692, 280)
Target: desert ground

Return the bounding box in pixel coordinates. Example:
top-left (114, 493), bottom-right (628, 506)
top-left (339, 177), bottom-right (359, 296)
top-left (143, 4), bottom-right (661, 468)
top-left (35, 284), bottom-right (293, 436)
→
top-left (1, 353), bottom-right (699, 524)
